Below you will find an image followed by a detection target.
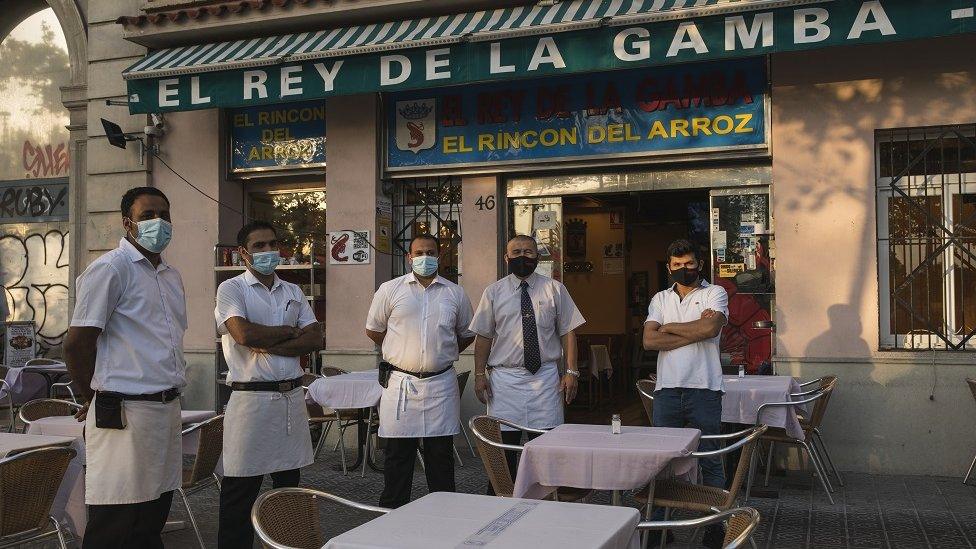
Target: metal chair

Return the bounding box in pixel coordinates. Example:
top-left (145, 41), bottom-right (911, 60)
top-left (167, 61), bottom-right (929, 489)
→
top-left (635, 507), bottom-right (761, 549)
top-left (0, 366), bottom-right (13, 433)
top-left (178, 414), bottom-right (224, 549)
top-left (589, 344), bottom-right (615, 402)
top-left (964, 378), bottom-right (976, 485)
top-left (17, 399), bottom-right (83, 431)
top-left (792, 375), bottom-right (843, 487)
top-left (633, 425), bottom-right (767, 547)
top-left (0, 446), bottom-right (77, 549)
top-left (455, 370), bottom-right (476, 458)
top-left (752, 385), bottom-right (836, 504)
top-left (302, 373), bottom-right (343, 464)
top-left (251, 487), bottom-right (390, 549)
top-left (318, 367), bottom-right (363, 475)
top-left (468, 415), bottom-right (592, 502)
top-left (636, 377), bottom-right (657, 425)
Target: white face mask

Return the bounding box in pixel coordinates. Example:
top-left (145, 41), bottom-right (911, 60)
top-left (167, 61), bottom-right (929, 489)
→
top-left (128, 217), bottom-right (172, 253)
top-left (412, 255), bottom-right (438, 277)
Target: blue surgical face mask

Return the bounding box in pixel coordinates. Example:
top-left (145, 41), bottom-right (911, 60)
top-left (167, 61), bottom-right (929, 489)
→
top-left (129, 217), bottom-right (172, 253)
top-left (248, 250), bottom-right (281, 275)
top-left (412, 255), bottom-right (439, 277)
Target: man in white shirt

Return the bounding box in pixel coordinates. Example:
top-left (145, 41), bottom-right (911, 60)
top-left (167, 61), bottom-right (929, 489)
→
top-left (366, 234), bottom-right (475, 508)
top-left (215, 220), bottom-right (324, 549)
top-left (642, 239), bottom-right (728, 547)
top-left (64, 187), bottom-right (186, 549)
top-left (469, 235), bottom-right (585, 491)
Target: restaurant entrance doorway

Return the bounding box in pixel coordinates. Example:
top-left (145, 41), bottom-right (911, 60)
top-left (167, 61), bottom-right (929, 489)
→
top-left (508, 183), bottom-right (774, 426)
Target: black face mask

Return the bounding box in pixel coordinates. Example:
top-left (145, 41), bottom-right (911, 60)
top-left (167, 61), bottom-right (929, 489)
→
top-left (508, 255), bottom-right (539, 278)
top-left (670, 267), bottom-right (700, 287)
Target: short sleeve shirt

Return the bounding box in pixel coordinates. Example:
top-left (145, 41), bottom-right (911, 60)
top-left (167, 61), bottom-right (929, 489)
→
top-left (215, 271), bottom-right (318, 383)
top-left (366, 274), bottom-right (474, 373)
top-left (469, 273), bottom-right (585, 367)
top-left (646, 280), bottom-right (729, 392)
top-left (70, 239), bottom-right (188, 393)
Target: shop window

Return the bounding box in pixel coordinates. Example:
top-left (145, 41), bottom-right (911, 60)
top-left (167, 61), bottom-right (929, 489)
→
top-left (392, 176), bottom-right (462, 282)
top-left (877, 125), bottom-right (976, 350)
top-left (248, 189), bottom-right (327, 262)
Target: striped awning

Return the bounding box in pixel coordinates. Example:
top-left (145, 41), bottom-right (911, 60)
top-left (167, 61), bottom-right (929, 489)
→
top-left (123, 0), bottom-right (799, 80)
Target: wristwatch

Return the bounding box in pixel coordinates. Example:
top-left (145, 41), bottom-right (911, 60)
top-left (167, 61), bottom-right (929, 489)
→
top-left (564, 369), bottom-right (580, 378)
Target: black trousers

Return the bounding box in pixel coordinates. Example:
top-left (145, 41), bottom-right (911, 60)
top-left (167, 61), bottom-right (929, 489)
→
top-left (379, 435), bottom-right (455, 509)
top-left (218, 469), bottom-right (301, 549)
top-left (486, 430), bottom-right (540, 496)
top-left (83, 491), bottom-right (174, 549)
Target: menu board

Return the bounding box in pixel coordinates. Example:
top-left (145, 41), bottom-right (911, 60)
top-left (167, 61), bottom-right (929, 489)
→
top-left (3, 321), bottom-right (36, 368)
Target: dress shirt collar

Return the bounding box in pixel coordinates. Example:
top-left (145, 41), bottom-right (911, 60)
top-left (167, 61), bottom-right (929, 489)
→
top-left (667, 278), bottom-right (710, 294)
top-left (407, 272), bottom-right (446, 288)
top-left (507, 271), bottom-right (539, 291)
top-left (243, 269), bottom-right (282, 291)
top-left (119, 238), bottom-right (170, 271)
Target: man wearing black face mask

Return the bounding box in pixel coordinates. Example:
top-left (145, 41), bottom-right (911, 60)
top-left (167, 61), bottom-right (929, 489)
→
top-left (642, 239), bottom-right (729, 548)
top-left (469, 235), bottom-right (585, 493)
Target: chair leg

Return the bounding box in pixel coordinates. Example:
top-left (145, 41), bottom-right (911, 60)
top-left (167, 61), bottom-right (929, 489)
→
top-left (459, 421), bottom-right (477, 458)
top-left (313, 424), bottom-right (330, 460)
top-left (964, 452), bottom-right (976, 485)
top-left (51, 516), bottom-right (69, 549)
top-left (454, 445), bottom-right (464, 468)
top-left (745, 440), bottom-right (759, 501)
top-left (814, 429), bottom-right (844, 487)
top-left (801, 440), bottom-right (834, 505)
top-left (658, 508), bottom-right (670, 549)
top-left (362, 408), bottom-right (374, 478)
top-left (178, 488), bottom-right (206, 549)
top-left (808, 439), bottom-right (835, 493)
top-left (764, 441), bottom-right (774, 487)
top-left (337, 425), bottom-right (348, 475)
top-left (213, 473), bottom-right (222, 491)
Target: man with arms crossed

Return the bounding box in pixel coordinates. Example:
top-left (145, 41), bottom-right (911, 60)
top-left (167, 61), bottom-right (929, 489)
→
top-left (215, 220), bottom-right (324, 548)
top-left (643, 239), bottom-right (729, 548)
top-left (65, 187), bottom-right (185, 549)
top-left (366, 234), bottom-right (474, 508)
top-left (470, 235), bottom-right (585, 490)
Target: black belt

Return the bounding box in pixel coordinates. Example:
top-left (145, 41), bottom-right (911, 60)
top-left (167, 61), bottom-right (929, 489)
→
top-left (230, 377), bottom-right (304, 392)
top-left (97, 388), bottom-right (181, 403)
top-left (391, 364), bottom-right (453, 380)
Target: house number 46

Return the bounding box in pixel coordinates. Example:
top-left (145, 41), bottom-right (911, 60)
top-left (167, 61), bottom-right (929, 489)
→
top-left (475, 195), bottom-right (495, 211)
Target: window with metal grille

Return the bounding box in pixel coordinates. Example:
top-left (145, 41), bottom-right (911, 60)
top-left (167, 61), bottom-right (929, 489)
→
top-left (877, 124), bottom-right (976, 350)
top-left (392, 176), bottom-right (462, 282)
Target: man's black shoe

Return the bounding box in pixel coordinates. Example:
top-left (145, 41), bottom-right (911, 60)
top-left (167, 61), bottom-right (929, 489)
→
top-left (702, 523), bottom-right (726, 549)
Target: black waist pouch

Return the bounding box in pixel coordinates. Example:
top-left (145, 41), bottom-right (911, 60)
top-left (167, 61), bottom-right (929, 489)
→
top-left (94, 392), bottom-right (126, 430)
top-left (378, 361), bottom-right (393, 388)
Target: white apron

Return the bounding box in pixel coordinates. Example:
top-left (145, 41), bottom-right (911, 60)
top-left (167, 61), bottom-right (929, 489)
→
top-left (379, 368), bottom-right (460, 438)
top-left (488, 362), bottom-right (563, 431)
top-left (84, 395), bottom-right (182, 505)
top-left (222, 387), bottom-right (314, 477)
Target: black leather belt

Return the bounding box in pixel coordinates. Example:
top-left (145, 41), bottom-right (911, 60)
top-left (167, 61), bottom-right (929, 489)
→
top-left (230, 377), bottom-right (304, 392)
top-left (391, 364), bottom-right (453, 380)
top-left (98, 388), bottom-right (181, 403)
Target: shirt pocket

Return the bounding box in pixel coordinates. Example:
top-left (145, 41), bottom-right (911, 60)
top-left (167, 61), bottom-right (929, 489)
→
top-left (535, 298), bottom-right (557, 329)
top-left (438, 302), bottom-right (458, 330)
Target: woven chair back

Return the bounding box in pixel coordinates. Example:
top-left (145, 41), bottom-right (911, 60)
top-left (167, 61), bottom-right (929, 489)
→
top-left (0, 446), bottom-right (76, 537)
top-left (471, 416), bottom-right (515, 497)
top-left (254, 490), bottom-right (323, 549)
top-left (636, 379), bottom-right (656, 425)
top-left (805, 376), bottom-right (837, 429)
top-left (723, 508), bottom-right (760, 548)
top-left (19, 399), bottom-right (77, 423)
top-left (186, 415), bottom-right (224, 487)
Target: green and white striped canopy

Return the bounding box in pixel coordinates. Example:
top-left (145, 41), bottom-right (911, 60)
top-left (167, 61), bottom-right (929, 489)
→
top-left (123, 0), bottom-right (787, 80)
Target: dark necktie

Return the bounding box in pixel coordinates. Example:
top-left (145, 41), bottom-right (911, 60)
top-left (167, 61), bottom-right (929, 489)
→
top-left (520, 281), bottom-right (542, 374)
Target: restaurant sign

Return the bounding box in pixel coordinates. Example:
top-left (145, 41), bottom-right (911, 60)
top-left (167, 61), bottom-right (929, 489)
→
top-left (127, 0), bottom-right (976, 113)
top-left (229, 101), bottom-right (326, 173)
top-left (387, 58), bottom-right (766, 170)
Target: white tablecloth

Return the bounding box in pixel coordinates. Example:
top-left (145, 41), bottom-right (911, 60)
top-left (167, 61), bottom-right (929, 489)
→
top-left (513, 424), bottom-right (700, 500)
top-left (323, 492), bottom-right (640, 549)
top-left (306, 370), bottom-right (382, 410)
top-left (1, 365), bottom-right (51, 403)
top-left (721, 375), bottom-right (805, 440)
top-left (25, 409), bottom-right (218, 543)
top-left (0, 432), bottom-right (74, 456)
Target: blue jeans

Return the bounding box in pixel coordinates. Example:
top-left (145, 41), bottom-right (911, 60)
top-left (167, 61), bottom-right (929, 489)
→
top-left (652, 387), bottom-right (725, 489)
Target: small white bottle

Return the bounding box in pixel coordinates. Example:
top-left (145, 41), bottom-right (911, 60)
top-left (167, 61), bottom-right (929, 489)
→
top-left (611, 413), bottom-right (621, 435)
top-left (738, 364), bottom-right (745, 378)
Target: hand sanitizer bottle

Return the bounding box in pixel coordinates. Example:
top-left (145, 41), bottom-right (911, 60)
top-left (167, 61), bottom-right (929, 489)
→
top-left (611, 414), bottom-right (621, 434)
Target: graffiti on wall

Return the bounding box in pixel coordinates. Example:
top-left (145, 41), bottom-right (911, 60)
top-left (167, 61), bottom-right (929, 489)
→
top-left (22, 140), bottom-right (69, 178)
top-left (0, 228), bottom-right (69, 356)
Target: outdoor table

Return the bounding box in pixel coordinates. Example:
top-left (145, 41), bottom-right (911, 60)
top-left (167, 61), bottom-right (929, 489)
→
top-left (306, 370), bottom-right (382, 471)
top-left (323, 491), bottom-right (641, 549)
top-left (25, 409), bottom-right (218, 542)
top-left (721, 375), bottom-right (804, 440)
top-left (0, 431), bottom-right (74, 457)
top-left (512, 424), bottom-right (700, 501)
top-left (22, 364), bottom-right (70, 398)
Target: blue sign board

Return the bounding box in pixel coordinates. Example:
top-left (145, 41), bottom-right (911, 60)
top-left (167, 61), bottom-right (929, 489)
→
top-left (230, 100), bottom-right (326, 173)
top-left (386, 58), bottom-right (766, 171)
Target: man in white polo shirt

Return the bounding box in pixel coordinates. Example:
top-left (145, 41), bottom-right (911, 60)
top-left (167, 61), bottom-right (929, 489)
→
top-left (215, 220), bottom-right (323, 549)
top-left (642, 238), bottom-right (728, 546)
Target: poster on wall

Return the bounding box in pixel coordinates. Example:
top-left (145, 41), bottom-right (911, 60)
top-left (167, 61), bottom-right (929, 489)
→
top-left (329, 230), bottom-right (371, 265)
top-left (387, 58), bottom-right (766, 171)
top-left (4, 321), bottom-right (37, 368)
top-left (229, 100), bottom-right (326, 173)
